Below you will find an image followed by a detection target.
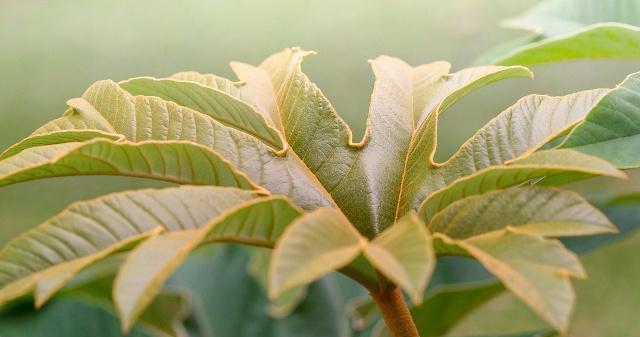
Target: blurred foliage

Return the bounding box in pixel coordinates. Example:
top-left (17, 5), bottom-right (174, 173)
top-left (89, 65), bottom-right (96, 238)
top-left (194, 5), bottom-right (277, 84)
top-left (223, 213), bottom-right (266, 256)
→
top-left (0, 0), bottom-right (639, 336)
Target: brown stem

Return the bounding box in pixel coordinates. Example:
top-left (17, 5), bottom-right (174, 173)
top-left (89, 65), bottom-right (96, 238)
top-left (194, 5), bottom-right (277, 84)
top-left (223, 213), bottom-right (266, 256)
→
top-left (370, 285), bottom-right (420, 337)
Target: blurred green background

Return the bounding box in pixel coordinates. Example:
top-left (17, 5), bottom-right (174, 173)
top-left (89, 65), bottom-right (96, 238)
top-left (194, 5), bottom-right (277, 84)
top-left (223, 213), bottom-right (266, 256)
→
top-left (1, 0), bottom-right (639, 335)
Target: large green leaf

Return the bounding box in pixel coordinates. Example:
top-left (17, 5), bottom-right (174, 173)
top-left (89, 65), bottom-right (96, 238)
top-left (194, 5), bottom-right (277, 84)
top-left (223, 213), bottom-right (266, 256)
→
top-left (0, 138), bottom-right (258, 190)
top-left (490, 24), bottom-right (640, 66)
top-left (119, 77), bottom-right (284, 150)
top-left (114, 196), bottom-right (301, 331)
top-left (423, 186), bottom-right (616, 239)
top-left (561, 71), bottom-right (640, 168)
top-left (0, 186), bottom-right (259, 306)
top-left (480, 0), bottom-right (640, 65)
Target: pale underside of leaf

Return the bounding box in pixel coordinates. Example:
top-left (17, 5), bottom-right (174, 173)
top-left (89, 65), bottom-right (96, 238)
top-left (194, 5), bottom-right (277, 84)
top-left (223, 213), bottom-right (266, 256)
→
top-left (436, 229), bottom-right (584, 332)
top-left (9, 80), bottom-right (334, 210)
top-left (0, 138), bottom-right (259, 190)
top-left (119, 77), bottom-right (284, 150)
top-left (114, 195), bottom-right (302, 331)
top-left (425, 186), bottom-right (615, 239)
top-left (396, 66), bottom-right (534, 220)
top-left (0, 186), bottom-right (260, 306)
top-left (420, 149), bottom-right (624, 219)
top-left (400, 88), bottom-right (608, 214)
top-left (373, 280), bottom-right (506, 337)
top-left (363, 213), bottom-right (434, 304)
top-left (269, 208), bottom-right (364, 298)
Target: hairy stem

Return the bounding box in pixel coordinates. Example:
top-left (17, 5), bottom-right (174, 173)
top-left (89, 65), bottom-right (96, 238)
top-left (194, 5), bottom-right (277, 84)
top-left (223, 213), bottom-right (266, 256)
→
top-left (371, 285), bottom-right (420, 337)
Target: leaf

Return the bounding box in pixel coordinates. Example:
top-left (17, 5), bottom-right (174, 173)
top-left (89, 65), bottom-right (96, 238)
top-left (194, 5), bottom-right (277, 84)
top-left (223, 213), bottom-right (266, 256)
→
top-left (269, 208), bottom-right (364, 298)
top-left (0, 297), bottom-right (156, 337)
top-left (420, 149), bottom-right (624, 219)
top-left (402, 88), bottom-right (609, 214)
top-left (491, 23), bottom-right (640, 66)
top-left (0, 129), bottom-right (121, 160)
top-left (0, 138), bottom-right (259, 190)
top-left (363, 213), bottom-right (435, 304)
top-left (114, 196), bottom-right (302, 330)
top-left (0, 266), bottom-right (194, 337)
top-left (412, 281), bottom-right (506, 337)
top-left (252, 48), bottom-right (532, 236)
top-left (119, 77), bottom-right (284, 150)
top-left (437, 229), bottom-right (585, 332)
top-left (67, 271), bottom-right (193, 337)
top-left (10, 80), bottom-right (335, 210)
top-left (561, 72), bottom-right (640, 168)
top-left (481, 0), bottom-right (640, 65)
top-left (424, 186), bottom-right (615, 239)
top-left (171, 244), bottom-right (349, 337)
top-left (395, 66), bottom-right (533, 223)
top-left (115, 231), bottom-right (200, 333)
top-left (0, 186), bottom-right (260, 306)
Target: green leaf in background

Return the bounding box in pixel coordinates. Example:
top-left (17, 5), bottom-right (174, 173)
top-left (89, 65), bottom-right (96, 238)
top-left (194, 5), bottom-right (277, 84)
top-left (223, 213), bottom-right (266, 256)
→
top-left (247, 249), bottom-right (308, 319)
top-left (0, 297), bottom-right (154, 337)
top-left (0, 263), bottom-right (194, 337)
top-left (561, 71), bottom-right (640, 169)
top-left (372, 281), bottom-right (506, 337)
top-left (172, 245), bottom-right (349, 337)
top-left (480, 0), bottom-right (640, 65)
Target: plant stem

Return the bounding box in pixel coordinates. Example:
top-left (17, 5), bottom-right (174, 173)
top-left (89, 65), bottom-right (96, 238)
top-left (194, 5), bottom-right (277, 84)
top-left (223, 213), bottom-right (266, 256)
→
top-left (370, 285), bottom-right (420, 337)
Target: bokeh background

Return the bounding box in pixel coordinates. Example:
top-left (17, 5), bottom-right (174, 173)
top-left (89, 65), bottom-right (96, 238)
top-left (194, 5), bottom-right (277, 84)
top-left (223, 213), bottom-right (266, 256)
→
top-left (1, 0), bottom-right (639, 336)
